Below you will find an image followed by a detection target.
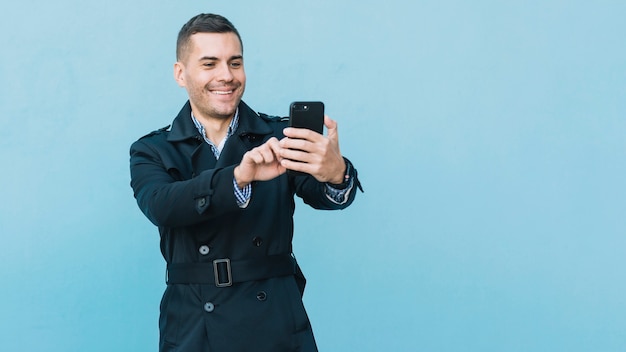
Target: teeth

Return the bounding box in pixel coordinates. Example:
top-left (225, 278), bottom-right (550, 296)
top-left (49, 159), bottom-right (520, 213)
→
top-left (212, 90), bottom-right (233, 95)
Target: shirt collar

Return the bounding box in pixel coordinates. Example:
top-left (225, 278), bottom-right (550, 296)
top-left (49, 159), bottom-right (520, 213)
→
top-left (191, 108), bottom-right (240, 158)
top-left (167, 100), bottom-right (274, 142)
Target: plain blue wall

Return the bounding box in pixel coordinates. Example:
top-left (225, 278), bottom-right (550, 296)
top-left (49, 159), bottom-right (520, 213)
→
top-left (1, 1), bottom-right (625, 351)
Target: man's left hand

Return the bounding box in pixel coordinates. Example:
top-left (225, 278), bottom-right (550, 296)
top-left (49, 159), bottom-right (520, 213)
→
top-left (279, 115), bottom-right (346, 184)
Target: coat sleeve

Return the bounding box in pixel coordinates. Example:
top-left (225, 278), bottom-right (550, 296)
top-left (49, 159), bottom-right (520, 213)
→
top-left (129, 138), bottom-right (241, 228)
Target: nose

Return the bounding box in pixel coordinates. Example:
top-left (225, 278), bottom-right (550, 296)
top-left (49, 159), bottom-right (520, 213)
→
top-left (216, 62), bottom-right (234, 82)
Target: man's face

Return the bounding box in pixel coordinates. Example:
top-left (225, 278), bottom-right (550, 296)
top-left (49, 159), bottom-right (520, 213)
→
top-left (174, 32), bottom-right (246, 121)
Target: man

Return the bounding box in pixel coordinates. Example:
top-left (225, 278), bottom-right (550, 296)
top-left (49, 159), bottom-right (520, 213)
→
top-left (130, 13), bottom-right (362, 351)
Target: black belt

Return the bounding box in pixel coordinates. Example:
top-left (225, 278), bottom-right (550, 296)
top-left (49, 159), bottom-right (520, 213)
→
top-left (166, 254), bottom-right (296, 287)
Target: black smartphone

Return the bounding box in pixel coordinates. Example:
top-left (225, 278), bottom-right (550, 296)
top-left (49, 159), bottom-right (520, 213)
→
top-left (287, 101), bottom-right (325, 176)
top-left (289, 101), bottom-right (324, 134)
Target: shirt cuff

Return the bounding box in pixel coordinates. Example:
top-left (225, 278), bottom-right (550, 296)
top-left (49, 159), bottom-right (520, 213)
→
top-left (233, 177), bottom-right (252, 208)
top-left (325, 157), bottom-right (358, 204)
top-left (324, 177), bottom-right (354, 205)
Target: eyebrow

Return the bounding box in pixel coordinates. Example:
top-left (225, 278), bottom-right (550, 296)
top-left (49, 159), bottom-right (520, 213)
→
top-left (198, 55), bottom-right (243, 62)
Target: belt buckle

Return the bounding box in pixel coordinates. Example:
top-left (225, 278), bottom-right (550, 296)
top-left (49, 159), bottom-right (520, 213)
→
top-left (213, 258), bottom-right (233, 287)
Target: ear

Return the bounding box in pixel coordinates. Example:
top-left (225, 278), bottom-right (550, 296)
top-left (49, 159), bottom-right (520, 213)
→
top-left (173, 61), bottom-right (185, 88)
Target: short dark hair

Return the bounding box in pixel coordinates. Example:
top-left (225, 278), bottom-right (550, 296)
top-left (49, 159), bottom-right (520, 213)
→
top-left (176, 13), bottom-right (243, 61)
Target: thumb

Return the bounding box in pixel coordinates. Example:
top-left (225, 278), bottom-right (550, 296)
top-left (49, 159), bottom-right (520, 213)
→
top-left (324, 115), bottom-right (339, 141)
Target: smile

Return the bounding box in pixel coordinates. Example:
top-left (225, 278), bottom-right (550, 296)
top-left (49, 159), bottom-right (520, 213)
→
top-left (211, 90), bottom-right (233, 95)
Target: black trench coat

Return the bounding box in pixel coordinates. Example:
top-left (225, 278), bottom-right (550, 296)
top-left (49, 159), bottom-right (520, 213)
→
top-left (130, 101), bottom-right (360, 351)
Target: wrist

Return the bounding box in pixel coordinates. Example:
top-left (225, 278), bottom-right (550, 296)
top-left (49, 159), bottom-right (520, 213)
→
top-left (234, 166), bottom-right (250, 189)
top-left (328, 159), bottom-right (351, 189)
top-left (329, 169), bottom-right (346, 185)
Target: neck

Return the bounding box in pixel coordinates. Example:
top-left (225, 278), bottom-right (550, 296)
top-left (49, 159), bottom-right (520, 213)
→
top-left (193, 111), bottom-right (233, 146)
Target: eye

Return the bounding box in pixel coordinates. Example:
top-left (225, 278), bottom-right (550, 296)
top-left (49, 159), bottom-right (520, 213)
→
top-left (230, 61), bottom-right (242, 68)
top-left (203, 62), bottom-right (215, 68)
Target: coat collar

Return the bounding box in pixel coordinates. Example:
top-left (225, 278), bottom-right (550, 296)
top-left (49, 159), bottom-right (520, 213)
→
top-left (167, 100), bottom-right (273, 142)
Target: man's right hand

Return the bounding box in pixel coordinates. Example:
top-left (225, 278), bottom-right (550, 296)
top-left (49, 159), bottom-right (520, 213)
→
top-left (234, 137), bottom-right (286, 188)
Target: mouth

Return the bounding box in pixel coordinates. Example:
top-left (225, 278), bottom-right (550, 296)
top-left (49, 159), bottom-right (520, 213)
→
top-left (208, 85), bottom-right (238, 96)
top-left (211, 89), bottom-right (234, 95)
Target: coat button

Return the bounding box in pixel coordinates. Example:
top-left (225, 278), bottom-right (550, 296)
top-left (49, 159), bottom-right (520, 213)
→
top-left (256, 291), bottom-right (267, 301)
top-left (197, 198), bottom-right (206, 207)
top-left (204, 302), bottom-right (215, 312)
top-left (252, 236), bottom-right (263, 247)
top-left (199, 245), bottom-right (210, 255)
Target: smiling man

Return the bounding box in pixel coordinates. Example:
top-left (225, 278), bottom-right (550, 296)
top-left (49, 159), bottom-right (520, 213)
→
top-left (129, 13), bottom-right (362, 352)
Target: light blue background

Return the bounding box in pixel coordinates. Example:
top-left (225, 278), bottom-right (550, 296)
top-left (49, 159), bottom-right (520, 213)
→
top-left (1, 1), bottom-right (625, 351)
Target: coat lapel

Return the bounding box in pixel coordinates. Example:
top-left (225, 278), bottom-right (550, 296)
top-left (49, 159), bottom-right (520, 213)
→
top-left (166, 100), bottom-right (274, 173)
top-left (216, 101), bottom-right (274, 168)
top-left (191, 141), bottom-right (218, 174)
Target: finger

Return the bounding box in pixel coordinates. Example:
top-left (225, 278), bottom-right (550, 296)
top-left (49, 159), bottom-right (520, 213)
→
top-left (283, 127), bottom-right (321, 141)
top-left (248, 149), bottom-right (266, 165)
top-left (266, 136), bottom-right (280, 146)
top-left (266, 139), bottom-right (286, 164)
top-left (280, 137), bottom-right (314, 153)
top-left (251, 138), bottom-right (278, 163)
top-left (324, 115), bottom-right (339, 142)
top-left (265, 137), bottom-right (283, 158)
top-left (260, 147), bottom-right (276, 163)
top-left (324, 115), bottom-right (336, 129)
top-left (280, 147), bottom-right (314, 164)
top-left (280, 157), bottom-right (312, 174)
top-left (255, 142), bottom-right (276, 161)
top-left (281, 154), bottom-right (324, 175)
